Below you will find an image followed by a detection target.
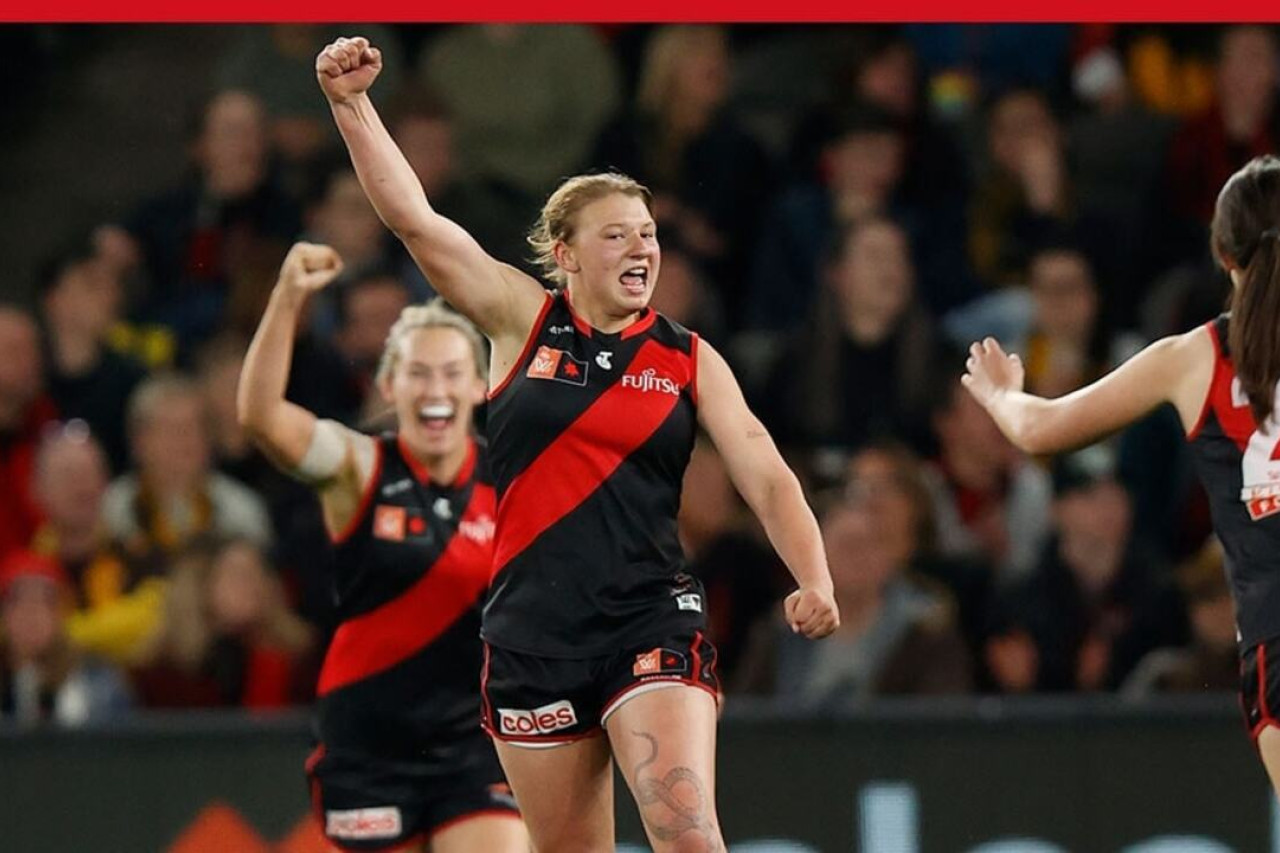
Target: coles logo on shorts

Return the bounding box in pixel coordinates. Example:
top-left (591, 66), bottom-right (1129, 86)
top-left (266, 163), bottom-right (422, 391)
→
top-left (497, 699), bottom-right (578, 736)
top-left (325, 806), bottom-right (402, 840)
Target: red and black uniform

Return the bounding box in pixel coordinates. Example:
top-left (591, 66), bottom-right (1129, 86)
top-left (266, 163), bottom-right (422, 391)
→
top-left (307, 435), bottom-right (516, 850)
top-left (1188, 314), bottom-right (1280, 739)
top-left (480, 291), bottom-right (719, 746)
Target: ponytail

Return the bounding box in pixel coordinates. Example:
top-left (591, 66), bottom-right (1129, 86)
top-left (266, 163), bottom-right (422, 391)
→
top-left (1229, 228), bottom-right (1280, 425)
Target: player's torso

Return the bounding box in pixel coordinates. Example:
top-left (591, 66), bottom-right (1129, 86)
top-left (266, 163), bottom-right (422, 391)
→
top-left (1188, 314), bottom-right (1280, 645)
top-left (482, 292), bottom-right (705, 657)
top-left (318, 435), bottom-right (496, 754)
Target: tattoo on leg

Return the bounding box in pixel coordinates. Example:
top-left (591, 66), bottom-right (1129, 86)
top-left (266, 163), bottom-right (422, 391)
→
top-left (630, 730), bottom-right (721, 851)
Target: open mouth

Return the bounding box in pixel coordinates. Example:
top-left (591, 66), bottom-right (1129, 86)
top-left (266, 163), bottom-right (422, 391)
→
top-left (620, 266), bottom-right (649, 295)
top-left (417, 403), bottom-right (456, 433)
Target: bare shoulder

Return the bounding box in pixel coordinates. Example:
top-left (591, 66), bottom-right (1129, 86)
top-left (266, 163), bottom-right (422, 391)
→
top-left (1158, 324), bottom-right (1217, 432)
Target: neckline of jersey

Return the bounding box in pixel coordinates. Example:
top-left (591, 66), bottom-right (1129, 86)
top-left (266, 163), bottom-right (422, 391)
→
top-left (561, 289), bottom-right (656, 341)
top-left (396, 434), bottom-right (477, 488)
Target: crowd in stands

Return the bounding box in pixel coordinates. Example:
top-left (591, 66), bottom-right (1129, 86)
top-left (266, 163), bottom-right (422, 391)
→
top-left (1, 22), bottom-right (1265, 722)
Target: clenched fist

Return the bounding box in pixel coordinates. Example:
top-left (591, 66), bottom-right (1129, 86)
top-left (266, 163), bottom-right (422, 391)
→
top-left (316, 36), bottom-right (384, 105)
top-left (278, 242), bottom-right (343, 294)
top-left (784, 586), bottom-right (840, 639)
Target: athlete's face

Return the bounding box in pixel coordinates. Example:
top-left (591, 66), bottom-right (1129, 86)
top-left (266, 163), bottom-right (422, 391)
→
top-left (559, 193), bottom-right (660, 316)
top-left (382, 326), bottom-right (485, 459)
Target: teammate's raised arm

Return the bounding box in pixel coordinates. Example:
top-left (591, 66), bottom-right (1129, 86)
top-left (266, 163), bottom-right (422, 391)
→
top-left (962, 331), bottom-right (1213, 455)
top-left (237, 243), bottom-right (373, 532)
top-left (316, 36), bottom-right (544, 342)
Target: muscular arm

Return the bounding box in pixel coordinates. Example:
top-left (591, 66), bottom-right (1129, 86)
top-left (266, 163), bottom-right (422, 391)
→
top-left (965, 327), bottom-right (1214, 455)
top-left (318, 37), bottom-right (544, 343)
top-left (695, 341), bottom-right (836, 636)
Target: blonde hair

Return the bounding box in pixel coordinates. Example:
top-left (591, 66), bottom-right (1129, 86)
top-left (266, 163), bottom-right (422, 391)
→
top-left (527, 172), bottom-right (653, 287)
top-left (375, 297), bottom-right (488, 387)
top-left (637, 25), bottom-right (728, 117)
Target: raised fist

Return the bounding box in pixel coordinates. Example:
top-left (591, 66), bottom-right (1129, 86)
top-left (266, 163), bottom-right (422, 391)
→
top-left (279, 242), bottom-right (343, 293)
top-left (316, 36), bottom-right (383, 105)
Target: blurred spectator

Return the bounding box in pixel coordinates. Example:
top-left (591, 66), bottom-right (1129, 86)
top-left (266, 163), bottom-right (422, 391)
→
top-left (216, 24), bottom-right (405, 174)
top-left (924, 370), bottom-right (1052, 579)
top-left (1068, 45), bottom-right (1178, 326)
top-left (29, 422), bottom-right (163, 666)
top-left (420, 25), bottom-right (619, 201)
top-left (110, 89), bottom-right (301, 353)
top-left (0, 551), bottom-right (133, 725)
top-left (793, 29), bottom-right (969, 212)
top-left (386, 83), bottom-right (535, 281)
top-left (678, 439), bottom-right (788, 686)
top-left (1166, 26), bottom-right (1280, 231)
top-left (131, 538), bottom-right (315, 709)
top-left (734, 496), bottom-right (972, 705)
top-left (1002, 446), bottom-right (1189, 691)
top-left (1123, 537), bottom-right (1237, 695)
top-left (757, 216), bottom-right (938, 458)
top-left (0, 306), bottom-right (57, 561)
top-left (592, 25), bottom-right (774, 321)
top-left (848, 442), bottom-right (996, 665)
top-left (748, 103), bottom-right (904, 333)
top-left (334, 269), bottom-right (412, 410)
top-left (103, 374), bottom-right (272, 559)
top-left (195, 336), bottom-right (334, 628)
top-left (37, 237), bottom-right (147, 474)
top-left (1014, 243), bottom-right (1143, 399)
top-left (968, 88), bottom-right (1078, 289)
top-left (300, 161), bottom-right (400, 339)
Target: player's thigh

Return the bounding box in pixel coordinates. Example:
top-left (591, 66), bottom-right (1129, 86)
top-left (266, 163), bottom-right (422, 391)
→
top-left (429, 812), bottom-right (527, 853)
top-left (605, 684), bottom-right (722, 852)
top-left (494, 735), bottom-right (615, 853)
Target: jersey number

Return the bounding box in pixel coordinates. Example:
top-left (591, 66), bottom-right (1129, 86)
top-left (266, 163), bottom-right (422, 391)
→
top-left (1236, 377), bottom-right (1280, 519)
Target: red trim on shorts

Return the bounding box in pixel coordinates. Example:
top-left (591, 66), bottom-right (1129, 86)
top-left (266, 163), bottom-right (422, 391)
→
top-left (483, 722), bottom-right (604, 746)
top-left (489, 292), bottom-right (554, 401)
top-left (427, 808), bottom-right (522, 840)
top-left (601, 677), bottom-right (720, 723)
top-left (329, 440), bottom-right (385, 545)
top-left (1187, 319), bottom-right (1222, 441)
top-left (479, 644), bottom-right (495, 732)
top-left (305, 743), bottom-right (326, 829)
top-left (1254, 643), bottom-right (1280, 741)
top-left (325, 832), bottom-right (429, 853)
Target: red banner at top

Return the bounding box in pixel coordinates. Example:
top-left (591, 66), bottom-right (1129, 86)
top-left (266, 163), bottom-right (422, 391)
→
top-left (6, 1), bottom-right (1280, 23)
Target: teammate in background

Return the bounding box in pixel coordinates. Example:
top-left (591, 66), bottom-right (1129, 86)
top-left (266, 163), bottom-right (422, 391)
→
top-left (237, 243), bottom-right (525, 852)
top-left (318, 36), bottom-right (838, 852)
top-left (964, 154), bottom-right (1280, 798)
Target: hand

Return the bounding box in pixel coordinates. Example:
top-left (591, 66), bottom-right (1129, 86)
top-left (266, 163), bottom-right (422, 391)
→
top-left (784, 587), bottom-right (839, 639)
top-left (962, 337), bottom-right (1024, 410)
top-left (316, 36), bottom-right (383, 105)
top-left (278, 242), bottom-right (343, 294)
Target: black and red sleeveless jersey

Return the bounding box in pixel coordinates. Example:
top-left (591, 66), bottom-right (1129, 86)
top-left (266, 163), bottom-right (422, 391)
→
top-left (1188, 314), bottom-right (1280, 646)
top-left (315, 435), bottom-right (496, 757)
top-left (482, 291), bottom-right (705, 658)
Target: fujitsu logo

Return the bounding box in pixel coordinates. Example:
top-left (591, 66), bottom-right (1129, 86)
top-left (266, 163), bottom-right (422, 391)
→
top-left (621, 367), bottom-right (681, 396)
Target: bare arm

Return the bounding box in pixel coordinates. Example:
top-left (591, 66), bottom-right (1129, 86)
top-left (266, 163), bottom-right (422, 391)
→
top-left (316, 36), bottom-right (544, 342)
top-left (962, 327), bottom-right (1214, 455)
top-left (695, 340), bottom-right (838, 638)
top-left (237, 243), bottom-right (374, 534)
